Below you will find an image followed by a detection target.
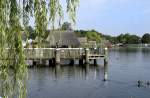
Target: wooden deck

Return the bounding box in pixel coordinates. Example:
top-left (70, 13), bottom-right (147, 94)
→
top-left (2, 48), bottom-right (108, 65)
top-left (24, 48), bottom-right (106, 60)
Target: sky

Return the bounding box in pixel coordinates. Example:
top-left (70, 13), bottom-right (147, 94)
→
top-left (29, 0), bottom-right (150, 36)
top-left (73, 0), bottom-right (150, 36)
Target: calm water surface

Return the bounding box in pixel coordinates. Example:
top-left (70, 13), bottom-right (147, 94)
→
top-left (28, 48), bottom-right (150, 98)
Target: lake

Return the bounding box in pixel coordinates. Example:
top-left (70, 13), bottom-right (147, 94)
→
top-left (27, 47), bottom-right (150, 98)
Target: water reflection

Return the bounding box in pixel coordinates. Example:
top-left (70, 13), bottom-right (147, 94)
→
top-left (28, 65), bottom-right (105, 82)
top-left (27, 64), bottom-right (110, 98)
top-left (111, 47), bottom-right (150, 53)
top-left (110, 47), bottom-right (139, 53)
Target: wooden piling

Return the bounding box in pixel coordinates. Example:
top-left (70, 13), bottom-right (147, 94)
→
top-left (70, 59), bottom-right (75, 65)
top-left (104, 47), bottom-right (108, 65)
top-left (49, 59), bottom-right (53, 66)
top-left (79, 59), bottom-right (84, 65)
top-left (94, 59), bottom-right (97, 65)
top-left (85, 48), bottom-right (90, 64)
top-left (104, 62), bottom-right (108, 81)
top-left (33, 60), bottom-right (37, 66)
top-left (104, 47), bottom-right (108, 81)
top-left (55, 48), bottom-right (60, 65)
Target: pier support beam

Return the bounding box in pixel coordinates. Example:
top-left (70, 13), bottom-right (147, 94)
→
top-left (85, 48), bottom-right (90, 64)
top-left (49, 59), bottom-right (53, 66)
top-left (43, 59), bottom-right (47, 66)
top-left (104, 47), bottom-right (108, 65)
top-left (94, 59), bottom-right (97, 65)
top-left (79, 59), bottom-right (84, 65)
top-left (39, 59), bottom-right (47, 66)
top-left (55, 48), bottom-right (61, 65)
top-left (70, 59), bottom-right (75, 65)
top-left (104, 47), bottom-right (108, 81)
top-left (39, 59), bottom-right (42, 65)
top-left (33, 60), bottom-right (37, 66)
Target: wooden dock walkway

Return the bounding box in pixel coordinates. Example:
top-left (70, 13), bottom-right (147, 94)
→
top-left (2, 47), bottom-right (108, 65)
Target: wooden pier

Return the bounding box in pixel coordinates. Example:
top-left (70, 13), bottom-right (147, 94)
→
top-left (2, 48), bottom-right (108, 65)
top-left (23, 48), bottom-right (108, 66)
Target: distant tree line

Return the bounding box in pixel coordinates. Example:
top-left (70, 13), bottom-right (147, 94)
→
top-left (74, 30), bottom-right (150, 44)
top-left (103, 33), bottom-right (150, 44)
top-left (111, 33), bottom-right (140, 44)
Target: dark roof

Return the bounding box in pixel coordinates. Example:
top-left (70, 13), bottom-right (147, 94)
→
top-left (46, 30), bottom-right (80, 47)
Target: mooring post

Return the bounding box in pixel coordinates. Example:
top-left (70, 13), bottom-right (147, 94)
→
top-left (55, 48), bottom-right (60, 65)
top-left (104, 47), bottom-right (108, 81)
top-left (104, 62), bottom-right (108, 81)
top-left (85, 48), bottom-right (90, 64)
top-left (104, 47), bottom-right (108, 65)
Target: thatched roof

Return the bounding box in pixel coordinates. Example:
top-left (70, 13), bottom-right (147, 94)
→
top-left (46, 30), bottom-right (80, 47)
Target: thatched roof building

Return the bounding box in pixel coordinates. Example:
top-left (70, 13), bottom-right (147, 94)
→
top-left (43, 30), bottom-right (80, 48)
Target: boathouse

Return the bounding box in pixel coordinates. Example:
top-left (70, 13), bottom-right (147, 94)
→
top-left (42, 30), bottom-right (80, 48)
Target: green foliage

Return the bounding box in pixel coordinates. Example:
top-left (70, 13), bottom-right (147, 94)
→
top-left (101, 34), bottom-right (118, 44)
top-left (101, 33), bottom-right (141, 44)
top-left (86, 31), bottom-right (101, 42)
top-left (66, 0), bottom-right (79, 23)
top-left (127, 35), bottom-right (141, 44)
top-left (141, 33), bottom-right (150, 44)
top-left (0, 0), bottom-right (79, 98)
top-left (25, 26), bottom-right (36, 39)
top-left (116, 33), bottom-right (141, 44)
top-left (75, 30), bottom-right (87, 37)
top-left (75, 30), bottom-right (101, 42)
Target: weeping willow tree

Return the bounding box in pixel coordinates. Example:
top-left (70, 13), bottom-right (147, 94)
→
top-left (0, 0), bottom-right (79, 98)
